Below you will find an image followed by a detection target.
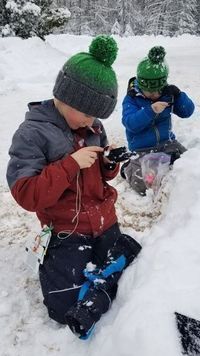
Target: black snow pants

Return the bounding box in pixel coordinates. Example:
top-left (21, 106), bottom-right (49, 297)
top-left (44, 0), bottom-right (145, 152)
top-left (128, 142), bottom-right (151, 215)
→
top-left (39, 223), bottom-right (141, 338)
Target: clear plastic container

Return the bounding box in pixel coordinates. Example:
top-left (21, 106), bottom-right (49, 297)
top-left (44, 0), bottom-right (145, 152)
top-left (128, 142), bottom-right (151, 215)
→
top-left (140, 152), bottom-right (171, 193)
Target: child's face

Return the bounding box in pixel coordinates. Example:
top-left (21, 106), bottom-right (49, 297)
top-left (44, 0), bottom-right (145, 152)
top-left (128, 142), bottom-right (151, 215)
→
top-left (142, 90), bottom-right (161, 100)
top-left (54, 99), bottom-right (95, 130)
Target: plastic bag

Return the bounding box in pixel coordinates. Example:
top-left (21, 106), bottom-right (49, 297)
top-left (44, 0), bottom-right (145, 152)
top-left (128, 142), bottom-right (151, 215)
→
top-left (140, 152), bottom-right (170, 193)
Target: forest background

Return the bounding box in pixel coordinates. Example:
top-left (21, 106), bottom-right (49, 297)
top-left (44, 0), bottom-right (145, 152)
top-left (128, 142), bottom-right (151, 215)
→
top-left (0, 0), bottom-right (200, 39)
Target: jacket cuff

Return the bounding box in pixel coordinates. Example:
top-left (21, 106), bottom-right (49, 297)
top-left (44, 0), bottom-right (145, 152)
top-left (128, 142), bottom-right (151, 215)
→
top-left (102, 162), bottom-right (119, 179)
top-left (103, 162), bottom-right (117, 170)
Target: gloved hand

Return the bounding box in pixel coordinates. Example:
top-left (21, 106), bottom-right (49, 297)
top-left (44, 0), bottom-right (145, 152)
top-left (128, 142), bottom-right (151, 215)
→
top-left (162, 85), bottom-right (181, 99)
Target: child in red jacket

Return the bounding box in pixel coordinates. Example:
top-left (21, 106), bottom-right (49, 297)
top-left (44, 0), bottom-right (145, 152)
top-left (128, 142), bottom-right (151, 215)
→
top-left (7, 35), bottom-right (141, 339)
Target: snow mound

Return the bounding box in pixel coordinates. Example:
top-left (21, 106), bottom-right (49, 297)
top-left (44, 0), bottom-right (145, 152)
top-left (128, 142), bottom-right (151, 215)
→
top-left (115, 173), bottom-right (172, 231)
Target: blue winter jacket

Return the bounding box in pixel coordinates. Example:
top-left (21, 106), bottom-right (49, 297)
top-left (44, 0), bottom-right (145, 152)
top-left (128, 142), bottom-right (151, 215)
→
top-left (122, 78), bottom-right (195, 151)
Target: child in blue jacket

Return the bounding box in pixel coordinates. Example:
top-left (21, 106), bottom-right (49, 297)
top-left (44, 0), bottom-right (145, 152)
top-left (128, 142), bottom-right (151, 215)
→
top-left (121, 46), bottom-right (195, 195)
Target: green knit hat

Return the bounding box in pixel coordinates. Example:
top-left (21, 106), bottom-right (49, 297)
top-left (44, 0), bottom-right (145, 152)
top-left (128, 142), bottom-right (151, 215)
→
top-left (137, 46), bottom-right (169, 92)
top-left (53, 35), bottom-right (118, 119)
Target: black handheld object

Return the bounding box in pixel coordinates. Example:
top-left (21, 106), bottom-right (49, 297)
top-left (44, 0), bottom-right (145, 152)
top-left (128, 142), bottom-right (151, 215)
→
top-left (104, 146), bottom-right (135, 163)
top-left (162, 85), bottom-right (181, 99)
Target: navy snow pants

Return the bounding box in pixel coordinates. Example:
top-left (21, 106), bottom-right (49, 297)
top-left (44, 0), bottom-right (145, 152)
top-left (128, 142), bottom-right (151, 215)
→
top-left (39, 223), bottom-right (141, 338)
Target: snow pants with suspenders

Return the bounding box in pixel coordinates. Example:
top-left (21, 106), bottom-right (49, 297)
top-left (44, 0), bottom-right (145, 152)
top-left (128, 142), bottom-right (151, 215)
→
top-left (121, 139), bottom-right (187, 196)
top-left (39, 222), bottom-right (142, 339)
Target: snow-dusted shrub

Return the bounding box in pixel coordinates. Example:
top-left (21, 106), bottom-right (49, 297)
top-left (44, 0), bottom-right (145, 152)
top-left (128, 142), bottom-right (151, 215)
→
top-left (0, 0), bottom-right (71, 40)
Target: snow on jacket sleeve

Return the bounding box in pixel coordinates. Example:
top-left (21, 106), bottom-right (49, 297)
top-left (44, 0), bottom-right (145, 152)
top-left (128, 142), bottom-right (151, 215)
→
top-left (173, 92), bottom-right (195, 118)
top-left (7, 129), bottom-right (80, 212)
top-left (122, 95), bottom-right (157, 134)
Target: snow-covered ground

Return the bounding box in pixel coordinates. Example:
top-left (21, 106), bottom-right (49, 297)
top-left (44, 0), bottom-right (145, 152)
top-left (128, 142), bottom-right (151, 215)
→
top-left (0, 34), bottom-right (200, 356)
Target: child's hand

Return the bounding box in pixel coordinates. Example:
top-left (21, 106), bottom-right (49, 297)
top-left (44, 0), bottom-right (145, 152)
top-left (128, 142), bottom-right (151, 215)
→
top-left (71, 146), bottom-right (103, 169)
top-left (151, 101), bottom-right (169, 114)
top-left (103, 144), bottom-right (117, 164)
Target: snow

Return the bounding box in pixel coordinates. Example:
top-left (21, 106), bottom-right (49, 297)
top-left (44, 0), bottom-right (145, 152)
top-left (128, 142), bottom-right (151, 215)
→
top-left (6, 1), bottom-right (20, 13)
top-left (23, 3), bottom-right (41, 16)
top-left (0, 34), bottom-right (200, 356)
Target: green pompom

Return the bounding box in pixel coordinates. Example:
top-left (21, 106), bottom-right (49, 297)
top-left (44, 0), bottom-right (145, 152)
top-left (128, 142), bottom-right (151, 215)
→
top-left (148, 46), bottom-right (166, 64)
top-left (89, 35), bottom-right (118, 66)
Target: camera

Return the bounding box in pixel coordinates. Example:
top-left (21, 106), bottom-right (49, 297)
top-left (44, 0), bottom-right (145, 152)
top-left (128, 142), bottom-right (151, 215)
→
top-left (104, 146), bottom-right (135, 163)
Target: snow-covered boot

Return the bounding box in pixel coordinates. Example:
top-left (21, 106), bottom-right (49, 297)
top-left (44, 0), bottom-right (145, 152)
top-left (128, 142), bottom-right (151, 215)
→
top-left (65, 285), bottom-right (117, 339)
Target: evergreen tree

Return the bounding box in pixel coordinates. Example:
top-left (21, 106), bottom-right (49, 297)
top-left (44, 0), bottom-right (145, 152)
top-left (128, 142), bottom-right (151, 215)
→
top-left (46, 0), bottom-right (200, 37)
top-left (196, 1), bottom-right (200, 35)
top-left (175, 0), bottom-right (198, 35)
top-left (0, 0), bottom-right (71, 39)
top-left (111, 19), bottom-right (121, 35)
top-left (35, 0), bottom-right (71, 39)
top-left (123, 0), bottom-right (143, 36)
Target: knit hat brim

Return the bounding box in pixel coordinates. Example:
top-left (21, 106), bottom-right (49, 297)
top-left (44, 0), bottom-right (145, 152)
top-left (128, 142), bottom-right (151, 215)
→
top-left (53, 70), bottom-right (117, 119)
top-left (137, 76), bottom-right (168, 92)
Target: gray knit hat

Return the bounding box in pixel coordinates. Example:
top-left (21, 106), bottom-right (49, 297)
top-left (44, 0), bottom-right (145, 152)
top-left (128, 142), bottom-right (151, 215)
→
top-left (53, 35), bottom-right (118, 119)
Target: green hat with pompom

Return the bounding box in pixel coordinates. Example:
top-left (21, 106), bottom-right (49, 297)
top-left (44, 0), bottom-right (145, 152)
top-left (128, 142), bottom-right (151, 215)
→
top-left (53, 35), bottom-right (118, 119)
top-left (137, 46), bottom-right (169, 92)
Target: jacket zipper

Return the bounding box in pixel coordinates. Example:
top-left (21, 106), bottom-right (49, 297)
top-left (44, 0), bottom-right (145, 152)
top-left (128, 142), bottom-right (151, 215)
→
top-left (152, 114), bottom-right (160, 146)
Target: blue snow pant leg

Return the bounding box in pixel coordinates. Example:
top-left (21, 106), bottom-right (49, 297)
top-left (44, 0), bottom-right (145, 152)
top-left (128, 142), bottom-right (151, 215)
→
top-left (39, 233), bottom-right (94, 324)
top-left (65, 225), bottom-right (142, 339)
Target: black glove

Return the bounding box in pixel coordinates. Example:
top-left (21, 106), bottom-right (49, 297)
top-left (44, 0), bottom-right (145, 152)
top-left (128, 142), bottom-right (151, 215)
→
top-left (162, 85), bottom-right (181, 100)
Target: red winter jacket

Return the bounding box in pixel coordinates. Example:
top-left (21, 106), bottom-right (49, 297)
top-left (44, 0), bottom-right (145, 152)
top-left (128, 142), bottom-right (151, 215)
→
top-left (7, 100), bottom-right (119, 236)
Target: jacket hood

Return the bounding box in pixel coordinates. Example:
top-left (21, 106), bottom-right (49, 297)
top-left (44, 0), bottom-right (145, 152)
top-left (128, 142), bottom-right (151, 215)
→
top-left (25, 99), bottom-right (70, 131)
top-left (127, 77), bottom-right (144, 97)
